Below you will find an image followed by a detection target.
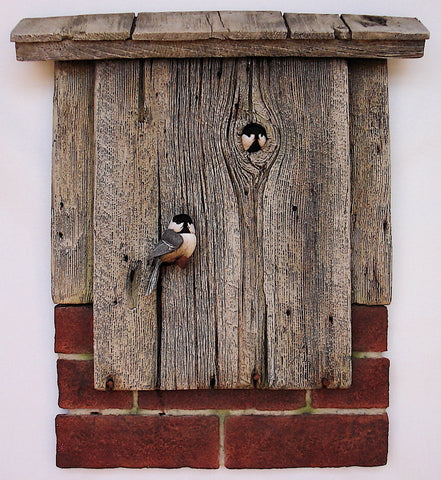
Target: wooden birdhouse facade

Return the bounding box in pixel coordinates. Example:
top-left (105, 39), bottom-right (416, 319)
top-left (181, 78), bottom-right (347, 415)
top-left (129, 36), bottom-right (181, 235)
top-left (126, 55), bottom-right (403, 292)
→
top-left (11, 11), bottom-right (429, 392)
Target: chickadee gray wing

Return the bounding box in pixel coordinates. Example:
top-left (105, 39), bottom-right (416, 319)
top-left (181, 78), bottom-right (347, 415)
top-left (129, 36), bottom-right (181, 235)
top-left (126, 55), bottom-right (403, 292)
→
top-left (148, 229), bottom-right (183, 259)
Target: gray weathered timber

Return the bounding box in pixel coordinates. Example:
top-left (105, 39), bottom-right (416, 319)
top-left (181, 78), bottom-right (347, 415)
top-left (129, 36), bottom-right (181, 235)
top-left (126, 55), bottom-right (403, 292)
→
top-left (14, 38), bottom-right (427, 62)
top-left (261, 58), bottom-right (351, 389)
top-left (216, 11), bottom-right (287, 39)
top-left (134, 11), bottom-right (226, 40)
top-left (342, 14), bottom-right (430, 40)
top-left (134, 11), bottom-right (287, 41)
top-left (51, 61), bottom-right (94, 304)
top-left (284, 13), bottom-right (350, 39)
top-left (11, 13), bottom-right (135, 42)
top-left (142, 57), bottom-right (351, 389)
top-left (349, 60), bottom-right (392, 305)
top-left (148, 59), bottom-right (240, 389)
top-left (93, 60), bottom-right (158, 390)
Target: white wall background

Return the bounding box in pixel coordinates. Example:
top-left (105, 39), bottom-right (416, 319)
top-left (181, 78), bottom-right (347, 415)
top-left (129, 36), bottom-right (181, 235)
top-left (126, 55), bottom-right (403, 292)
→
top-left (1, 1), bottom-right (440, 479)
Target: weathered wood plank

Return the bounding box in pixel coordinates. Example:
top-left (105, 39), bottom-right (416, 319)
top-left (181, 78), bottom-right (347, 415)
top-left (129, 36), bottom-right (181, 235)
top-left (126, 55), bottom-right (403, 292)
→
top-left (143, 57), bottom-right (351, 389)
top-left (342, 14), bottom-right (430, 40)
top-left (51, 61), bottom-right (94, 304)
top-left (11, 13), bottom-right (135, 42)
top-left (134, 11), bottom-right (226, 40)
top-left (14, 38), bottom-right (426, 62)
top-left (134, 11), bottom-right (287, 41)
top-left (349, 60), bottom-right (392, 305)
top-left (146, 59), bottom-right (241, 389)
top-left (218, 11), bottom-right (287, 39)
top-left (261, 58), bottom-right (351, 389)
top-left (93, 60), bottom-right (158, 390)
top-left (284, 13), bottom-right (349, 39)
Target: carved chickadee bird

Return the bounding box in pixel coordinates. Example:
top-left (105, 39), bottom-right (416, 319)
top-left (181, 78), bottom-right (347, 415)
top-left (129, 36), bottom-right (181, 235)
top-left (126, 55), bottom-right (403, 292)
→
top-left (146, 214), bottom-right (196, 295)
top-left (241, 123), bottom-right (267, 153)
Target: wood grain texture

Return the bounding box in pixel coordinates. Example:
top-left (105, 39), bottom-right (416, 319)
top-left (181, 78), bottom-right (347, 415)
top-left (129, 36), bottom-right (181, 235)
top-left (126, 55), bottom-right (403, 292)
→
top-left (93, 60), bottom-right (158, 390)
top-left (140, 57), bottom-right (351, 389)
top-left (11, 13), bottom-right (135, 42)
top-left (260, 58), bottom-right (351, 388)
top-left (349, 60), bottom-right (392, 306)
top-left (284, 13), bottom-right (350, 40)
top-left (134, 11), bottom-right (287, 41)
top-left (217, 11), bottom-right (287, 39)
top-left (51, 61), bottom-right (94, 304)
top-left (134, 11), bottom-right (227, 40)
top-left (146, 58), bottom-right (241, 389)
top-left (342, 15), bottom-right (430, 40)
top-left (14, 38), bottom-right (426, 62)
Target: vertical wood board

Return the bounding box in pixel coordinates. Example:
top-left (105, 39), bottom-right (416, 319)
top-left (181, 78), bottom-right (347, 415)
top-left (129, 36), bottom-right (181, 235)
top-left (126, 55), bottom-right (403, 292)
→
top-left (93, 60), bottom-right (158, 390)
top-left (142, 57), bottom-right (351, 389)
top-left (349, 59), bottom-right (392, 305)
top-left (51, 61), bottom-right (94, 304)
top-left (260, 58), bottom-right (351, 388)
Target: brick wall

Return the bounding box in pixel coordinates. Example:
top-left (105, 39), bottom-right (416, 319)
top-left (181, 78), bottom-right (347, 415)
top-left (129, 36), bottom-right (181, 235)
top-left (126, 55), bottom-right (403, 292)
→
top-left (55, 304), bottom-right (388, 469)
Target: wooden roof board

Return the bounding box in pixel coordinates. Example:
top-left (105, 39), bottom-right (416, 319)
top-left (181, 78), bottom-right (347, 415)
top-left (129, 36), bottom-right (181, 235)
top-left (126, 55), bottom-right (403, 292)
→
top-left (10, 11), bottom-right (429, 61)
top-left (284, 13), bottom-right (350, 40)
top-left (11, 13), bottom-right (135, 42)
top-left (342, 14), bottom-right (430, 40)
top-left (133, 11), bottom-right (287, 41)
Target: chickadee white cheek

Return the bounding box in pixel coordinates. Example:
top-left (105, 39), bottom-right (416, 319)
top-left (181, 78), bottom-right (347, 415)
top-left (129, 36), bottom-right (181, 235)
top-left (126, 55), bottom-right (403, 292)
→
top-left (168, 221), bottom-right (184, 232)
top-left (241, 133), bottom-right (255, 151)
top-left (257, 133), bottom-right (267, 148)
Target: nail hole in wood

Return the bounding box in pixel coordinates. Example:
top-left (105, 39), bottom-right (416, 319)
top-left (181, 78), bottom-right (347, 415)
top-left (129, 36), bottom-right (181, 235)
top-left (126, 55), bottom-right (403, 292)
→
top-left (105, 376), bottom-right (115, 391)
top-left (129, 269), bottom-right (136, 283)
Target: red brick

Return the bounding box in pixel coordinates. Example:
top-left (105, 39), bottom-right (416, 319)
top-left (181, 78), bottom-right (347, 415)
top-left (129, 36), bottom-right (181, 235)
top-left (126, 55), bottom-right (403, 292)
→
top-left (138, 388), bottom-right (306, 411)
top-left (57, 360), bottom-right (133, 410)
top-left (352, 305), bottom-right (388, 352)
top-left (55, 305), bottom-right (93, 354)
top-left (56, 414), bottom-right (219, 468)
top-left (225, 414), bottom-right (388, 468)
top-left (311, 357), bottom-right (389, 409)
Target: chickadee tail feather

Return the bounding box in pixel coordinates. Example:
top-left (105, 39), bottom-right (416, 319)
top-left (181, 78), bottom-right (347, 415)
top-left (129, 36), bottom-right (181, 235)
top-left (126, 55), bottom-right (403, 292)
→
top-left (146, 259), bottom-right (160, 296)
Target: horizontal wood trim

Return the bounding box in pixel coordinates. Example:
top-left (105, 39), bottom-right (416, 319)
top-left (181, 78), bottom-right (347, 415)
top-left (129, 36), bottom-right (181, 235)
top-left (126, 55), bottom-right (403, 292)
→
top-left (11, 12), bottom-right (428, 61)
top-left (14, 38), bottom-right (426, 61)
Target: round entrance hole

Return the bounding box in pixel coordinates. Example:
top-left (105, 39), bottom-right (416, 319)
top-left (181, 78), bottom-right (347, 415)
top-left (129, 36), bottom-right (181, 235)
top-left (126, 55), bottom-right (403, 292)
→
top-left (241, 123), bottom-right (267, 153)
